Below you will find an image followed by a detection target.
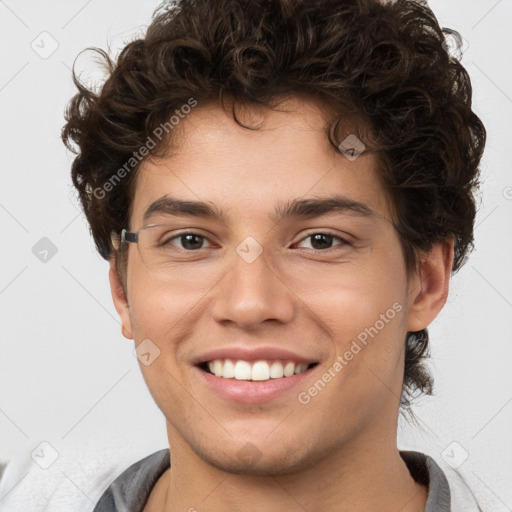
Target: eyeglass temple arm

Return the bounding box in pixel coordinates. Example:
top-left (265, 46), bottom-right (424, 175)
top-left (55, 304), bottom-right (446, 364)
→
top-left (121, 229), bottom-right (138, 244)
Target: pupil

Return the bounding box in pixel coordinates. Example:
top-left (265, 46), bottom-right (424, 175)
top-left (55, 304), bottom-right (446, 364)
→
top-left (181, 234), bottom-right (203, 250)
top-left (311, 233), bottom-right (332, 250)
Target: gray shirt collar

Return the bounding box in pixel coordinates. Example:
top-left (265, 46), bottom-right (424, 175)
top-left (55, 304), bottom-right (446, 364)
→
top-left (400, 450), bottom-right (451, 512)
top-left (93, 449), bottom-right (451, 511)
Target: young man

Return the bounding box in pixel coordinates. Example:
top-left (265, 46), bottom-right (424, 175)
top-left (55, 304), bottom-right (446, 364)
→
top-left (61, 0), bottom-right (486, 510)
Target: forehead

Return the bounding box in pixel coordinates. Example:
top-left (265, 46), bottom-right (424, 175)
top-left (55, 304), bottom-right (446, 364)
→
top-left (129, 97), bottom-right (391, 227)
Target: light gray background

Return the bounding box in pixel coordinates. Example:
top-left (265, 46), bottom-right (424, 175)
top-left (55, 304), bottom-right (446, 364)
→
top-left (0, 0), bottom-right (510, 509)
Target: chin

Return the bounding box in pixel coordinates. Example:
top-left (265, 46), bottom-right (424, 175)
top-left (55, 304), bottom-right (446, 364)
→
top-left (197, 446), bottom-right (312, 476)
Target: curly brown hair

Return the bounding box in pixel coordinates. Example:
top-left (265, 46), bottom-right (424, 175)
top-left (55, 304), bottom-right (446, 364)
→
top-left (62, 0), bottom-right (486, 409)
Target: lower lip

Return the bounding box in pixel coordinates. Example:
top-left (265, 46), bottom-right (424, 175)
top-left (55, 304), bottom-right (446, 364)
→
top-left (194, 365), bottom-right (317, 404)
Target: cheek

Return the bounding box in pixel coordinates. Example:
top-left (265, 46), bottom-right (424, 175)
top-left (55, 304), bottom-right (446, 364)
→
top-left (126, 256), bottom-right (213, 341)
top-left (288, 253), bottom-right (408, 400)
top-left (282, 252), bottom-right (407, 343)
top-left (296, 278), bottom-right (408, 432)
top-left (125, 262), bottom-right (223, 399)
top-left (126, 279), bottom-right (195, 410)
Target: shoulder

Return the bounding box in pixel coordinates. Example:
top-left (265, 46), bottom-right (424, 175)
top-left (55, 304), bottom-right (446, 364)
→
top-left (0, 441), bottom-right (163, 512)
top-left (93, 449), bottom-right (170, 512)
top-left (401, 450), bottom-right (484, 512)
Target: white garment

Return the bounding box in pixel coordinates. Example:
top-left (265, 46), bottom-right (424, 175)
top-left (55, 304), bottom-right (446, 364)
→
top-left (0, 444), bottom-right (488, 511)
top-left (0, 441), bottom-right (147, 512)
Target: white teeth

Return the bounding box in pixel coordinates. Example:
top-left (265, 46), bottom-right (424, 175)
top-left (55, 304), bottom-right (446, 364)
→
top-left (213, 360), bottom-right (223, 377)
top-left (204, 359), bottom-right (312, 381)
top-left (294, 363), bottom-right (308, 375)
top-left (234, 360), bottom-right (252, 380)
top-left (251, 361), bottom-right (270, 381)
top-left (283, 362), bottom-right (295, 377)
top-left (269, 361), bottom-right (284, 378)
top-left (223, 358), bottom-right (235, 378)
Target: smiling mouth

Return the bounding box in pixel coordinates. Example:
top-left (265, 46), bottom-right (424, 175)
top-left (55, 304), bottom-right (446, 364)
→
top-left (198, 359), bottom-right (319, 381)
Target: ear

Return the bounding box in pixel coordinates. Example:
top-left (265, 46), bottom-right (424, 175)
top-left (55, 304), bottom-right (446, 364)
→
top-left (406, 238), bottom-right (455, 332)
top-left (109, 256), bottom-right (134, 340)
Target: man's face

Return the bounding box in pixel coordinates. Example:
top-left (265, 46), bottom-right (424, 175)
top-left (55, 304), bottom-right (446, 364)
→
top-left (115, 97), bottom-right (421, 474)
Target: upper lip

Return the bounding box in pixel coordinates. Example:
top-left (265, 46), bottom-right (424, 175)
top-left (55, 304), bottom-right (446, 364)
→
top-left (193, 346), bottom-right (319, 365)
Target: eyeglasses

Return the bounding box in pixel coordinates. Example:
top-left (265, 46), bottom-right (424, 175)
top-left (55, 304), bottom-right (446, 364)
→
top-left (120, 222), bottom-right (365, 279)
top-left (120, 224), bottom-right (225, 276)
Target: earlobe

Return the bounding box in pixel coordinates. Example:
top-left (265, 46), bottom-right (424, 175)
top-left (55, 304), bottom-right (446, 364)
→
top-left (406, 238), bottom-right (455, 333)
top-left (108, 257), bottom-right (134, 340)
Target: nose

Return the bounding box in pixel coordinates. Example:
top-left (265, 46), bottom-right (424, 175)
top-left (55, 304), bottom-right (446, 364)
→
top-left (210, 245), bottom-right (295, 329)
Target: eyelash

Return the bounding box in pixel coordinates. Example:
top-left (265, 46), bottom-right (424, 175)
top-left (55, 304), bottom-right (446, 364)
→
top-left (164, 231), bottom-right (352, 252)
top-left (295, 232), bottom-right (352, 251)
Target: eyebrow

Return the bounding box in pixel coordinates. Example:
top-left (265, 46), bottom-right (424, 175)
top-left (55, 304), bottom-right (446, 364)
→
top-left (142, 194), bottom-right (376, 226)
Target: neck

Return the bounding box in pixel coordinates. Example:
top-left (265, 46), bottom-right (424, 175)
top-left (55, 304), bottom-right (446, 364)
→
top-left (147, 421), bottom-right (427, 512)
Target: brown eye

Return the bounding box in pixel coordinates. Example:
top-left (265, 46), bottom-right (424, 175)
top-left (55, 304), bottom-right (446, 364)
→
top-left (296, 233), bottom-right (351, 251)
top-left (164, 233), bottom-right (210, 251)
